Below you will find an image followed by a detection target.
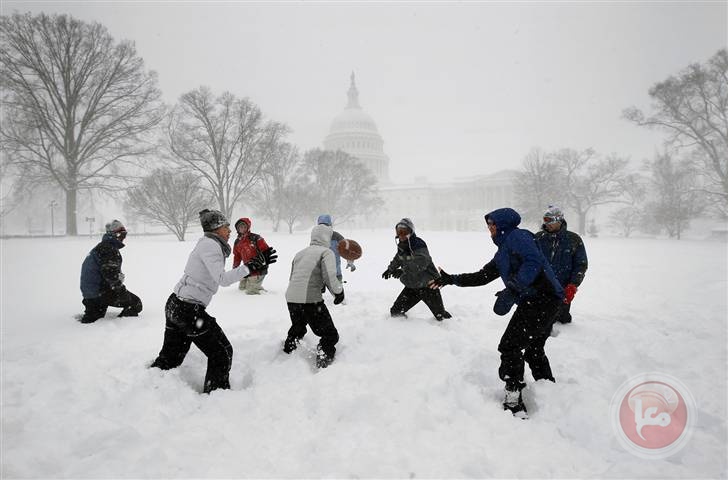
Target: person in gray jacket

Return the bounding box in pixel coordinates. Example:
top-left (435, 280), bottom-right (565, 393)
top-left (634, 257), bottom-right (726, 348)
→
top-left (382, 218), bottom-right (451, 321)
top-left (150, 209), bottom-right (277, 393)
top-left (282, 224), bottom-right (345, 368)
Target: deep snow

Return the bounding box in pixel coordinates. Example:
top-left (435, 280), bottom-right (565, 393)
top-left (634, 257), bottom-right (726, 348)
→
top-left (1, 229), bottom-right (726, 478)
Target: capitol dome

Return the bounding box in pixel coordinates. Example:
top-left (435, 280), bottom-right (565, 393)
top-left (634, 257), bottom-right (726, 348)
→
top-left (323, 73), bottom-right (390, 184)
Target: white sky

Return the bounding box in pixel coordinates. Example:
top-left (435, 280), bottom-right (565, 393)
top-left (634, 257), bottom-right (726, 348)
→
top-left (3, 1), bottom-right (727, 181)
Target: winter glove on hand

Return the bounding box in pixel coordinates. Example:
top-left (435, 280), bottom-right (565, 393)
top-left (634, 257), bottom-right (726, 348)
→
top-left (245, 252), bottom-right (267, 274)
top-left (391, 269), bottom-right (403, 279)
top-left (333, 290), bottom-right (345, 305)
top-left (564, 283), bottom-right (578, 304)
top-left (430, 269), bottom-right (454, 289)
top-left (263, 247), bottom-right (278, 266)
top-left (346, 261), bottom-right (356, 272)
top-left (493, 288), bottom-right (517, 316)
top-left (382, 269), bottom-right (392, 280)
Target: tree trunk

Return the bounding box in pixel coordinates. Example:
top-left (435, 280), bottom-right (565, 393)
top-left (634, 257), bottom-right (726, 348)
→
top-left (66, 188), bottom-right (78, 236)
top-left (577, 211), bottom-right (587, 235)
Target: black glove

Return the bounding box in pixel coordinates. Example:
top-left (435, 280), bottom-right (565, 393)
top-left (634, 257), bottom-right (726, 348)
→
top-left (333, 290), bottom-right (345, 305)
top-left (263, 247), bottom-right (278, 266)
top-left (382, 269), bottom-right (392, 280)
top-left (430, 269), bottom-right (454, 288)
top-left (391, 269), bottom-right (403, 279)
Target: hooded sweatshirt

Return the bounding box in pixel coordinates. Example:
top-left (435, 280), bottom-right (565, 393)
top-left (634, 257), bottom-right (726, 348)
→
top-left (285, 224), bottom-right (344, 303)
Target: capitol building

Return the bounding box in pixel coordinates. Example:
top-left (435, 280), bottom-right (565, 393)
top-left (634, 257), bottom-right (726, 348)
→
top-left (324, 74), bottom-right (516, 231)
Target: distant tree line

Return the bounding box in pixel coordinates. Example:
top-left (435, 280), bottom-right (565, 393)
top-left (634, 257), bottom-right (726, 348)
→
top-left (1, 12), bottom-right (726, 239)
top-left (514, 49), bottom-right (727, 240)
top-left (0, 12), bottom-right (381, 239)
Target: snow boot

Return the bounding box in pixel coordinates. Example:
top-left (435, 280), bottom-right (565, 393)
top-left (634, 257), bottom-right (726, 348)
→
top-left (434, 311), bottom-right (452, 321)
top-left (503, 388), bottom-right (528, 419)
top-left (282, 337), bottom-right (299, 354)
top-left (316, 348), bottom-right (334, 369)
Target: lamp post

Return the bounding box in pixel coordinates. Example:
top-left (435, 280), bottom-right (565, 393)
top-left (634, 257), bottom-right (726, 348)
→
top-left (49, 200), bottom-right (58, 236)
top-left (85, 216), bottom-right (95, 238)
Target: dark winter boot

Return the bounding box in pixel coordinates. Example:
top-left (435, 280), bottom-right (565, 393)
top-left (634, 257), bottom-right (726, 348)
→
top-left (503, 388), bottom-right (528, 419)
top-left (435, 311), bottom-right (452, 321)
top-left (283, 337), bottom-right (299, 354)
top-left (315, 347), bottom-right (334, 369)
top-left (390, 310), bottom-right (407, 318)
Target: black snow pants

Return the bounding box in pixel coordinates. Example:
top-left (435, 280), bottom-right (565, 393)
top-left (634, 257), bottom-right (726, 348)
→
top-left (285, 301), bottom-right (339, 358)
top-left (81, 287), bottom-right (143, 323)
top-left (497, 293), bottom-right (561, 391)
top-left (151, 293), bottom-right (233, 393)
top-left (390, 286), bottom-right (447, 318)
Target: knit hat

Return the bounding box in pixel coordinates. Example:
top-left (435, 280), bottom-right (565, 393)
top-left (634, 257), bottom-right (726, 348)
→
top-left (105, 219), bottom-right (126, 234)
top-left (395, 217), bottom-right (415, 233)
top-left (317, 214), bottom-right (332, 226)
top-left (105, 219), bottom-right (127, 241)
top-left (543, 205), bottom-right (564, 225)
top-left (199, 209), bottom-right (229, 232)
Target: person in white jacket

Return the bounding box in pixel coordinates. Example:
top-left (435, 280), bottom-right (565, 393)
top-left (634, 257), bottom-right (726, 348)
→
top-left (151, 209), bottom-right (277, 393)
top-left (283, 224), bottom-right (344, 368)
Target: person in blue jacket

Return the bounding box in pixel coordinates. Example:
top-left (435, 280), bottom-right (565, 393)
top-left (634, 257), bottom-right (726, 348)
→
top-left (430, 208), bottom-right (563, 418)
top-left (534, 205), bottom-right (588, 324)
top-left (79, 220), bottom-right (142, 323)
top-left (317, 214), bottom-right (356, 282)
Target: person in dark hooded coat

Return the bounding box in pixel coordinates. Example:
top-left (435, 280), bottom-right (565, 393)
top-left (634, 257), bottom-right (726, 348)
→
top-left (382, 218), bottom-right (451, 321)
top-left (78, 220), bottom-right (142, 323)
top-left (534, 205), bottom-right (588, 324)
top-left (430, 208), bottom-right (563, 418)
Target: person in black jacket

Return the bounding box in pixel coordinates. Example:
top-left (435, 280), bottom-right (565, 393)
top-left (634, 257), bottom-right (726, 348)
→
top-left (430, 208), bottom-right (563, 418)
top-left (534, 205), bottom-right (588, 324)
top-left (382, 218), bottom-right (451, 321)
top-left (78, 220), bottom-right (142, 323)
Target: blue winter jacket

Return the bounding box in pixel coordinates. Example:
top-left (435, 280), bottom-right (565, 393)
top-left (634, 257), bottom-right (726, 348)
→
top-left (80, 234), bottom-right (125, 298)
top-left (452, 208), bottom-right (564, 301)
top-left (534, 220), bottom-right (588, 287)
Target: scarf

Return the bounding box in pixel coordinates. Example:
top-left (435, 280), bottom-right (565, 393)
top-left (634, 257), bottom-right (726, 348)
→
top-left (204, 232), bottom-right (231, 258)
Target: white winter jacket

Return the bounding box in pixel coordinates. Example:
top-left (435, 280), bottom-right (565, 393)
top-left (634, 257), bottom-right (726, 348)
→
top-left (174, 236), bottom-right (250, 306)
top-left (285, 225), bottom-right (343, 304)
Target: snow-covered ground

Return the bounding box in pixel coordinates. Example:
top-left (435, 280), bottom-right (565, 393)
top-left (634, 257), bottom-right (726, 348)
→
top-left (1, 229), bottom-right (726, 478)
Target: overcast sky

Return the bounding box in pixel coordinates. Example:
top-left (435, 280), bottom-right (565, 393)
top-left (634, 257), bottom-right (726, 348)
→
top-left (3, 1), bottom-right (727, 182)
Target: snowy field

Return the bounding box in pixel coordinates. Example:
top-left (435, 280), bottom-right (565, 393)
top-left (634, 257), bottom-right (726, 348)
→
top-left (1, 228), bottom-right (726, 478)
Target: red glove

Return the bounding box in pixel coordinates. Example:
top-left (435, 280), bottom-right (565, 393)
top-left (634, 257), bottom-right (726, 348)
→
top-left (564, 284), bottom-right (578, 304)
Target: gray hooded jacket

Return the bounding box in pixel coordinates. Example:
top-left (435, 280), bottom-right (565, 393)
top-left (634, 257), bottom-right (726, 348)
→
top-left (285, 225), bottom-right (344, 303)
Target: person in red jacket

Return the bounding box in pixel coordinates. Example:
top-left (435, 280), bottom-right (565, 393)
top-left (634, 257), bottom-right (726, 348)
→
top-left (232, 217), bottom-right (271, 294)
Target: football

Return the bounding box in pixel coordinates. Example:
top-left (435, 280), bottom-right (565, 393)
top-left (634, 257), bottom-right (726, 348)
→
top-left (337, 239), bottom-right (363, 261)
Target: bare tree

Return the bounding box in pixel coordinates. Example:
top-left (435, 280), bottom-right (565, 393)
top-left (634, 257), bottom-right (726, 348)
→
top-left (167, 87), bottom-right (289, 220)
top-left (624, 49), bottom-right (728, 216)
top-left (125, 168), bottom-right (210, 241)
top-left (252, 142), bottom-right (304, 232)
top-left (552, 148), bottom-right (631, 234)
top-left (643, 151), bottom-right (704, 240)
top-left (608, 173), bottom-right (647, 238)
top-left (300, 148), bottom-right (382, 225)
top-left (514, 148), bottom-right (564, 223)
top-left (0, 13), bottom-right (165, 235)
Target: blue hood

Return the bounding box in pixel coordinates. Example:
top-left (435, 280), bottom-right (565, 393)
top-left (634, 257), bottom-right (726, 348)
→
top-left (485, 208), bottom-right (521, 246)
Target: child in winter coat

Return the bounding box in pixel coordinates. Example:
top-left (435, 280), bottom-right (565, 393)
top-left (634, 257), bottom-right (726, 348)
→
top-left (150, 209), bottom-right (277, 393)
top-left (232, 217), bottom-right (271, 295)
top-left (430, 208), bottom-right (564, 418)
top-left (282, 224), bottom-right (345, 368)
top-left (78, 220), bottom-right (142, 323)
top-left (382, 218), bottom-right (451, 321)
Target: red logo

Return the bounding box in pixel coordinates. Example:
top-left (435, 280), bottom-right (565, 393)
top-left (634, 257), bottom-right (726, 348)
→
top-left (611, 373), bottom-right (696, 459)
